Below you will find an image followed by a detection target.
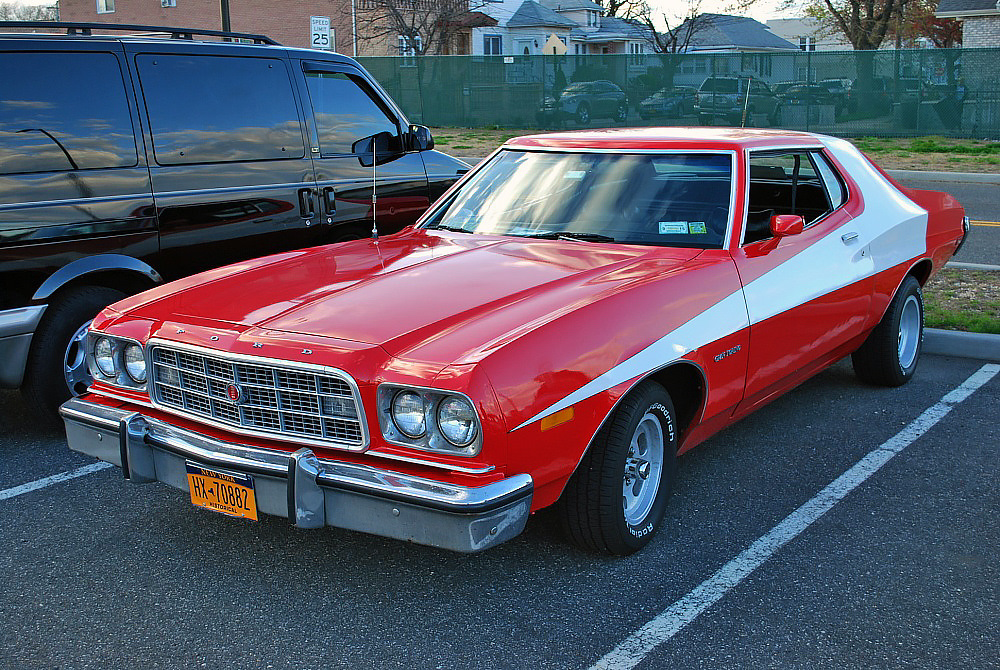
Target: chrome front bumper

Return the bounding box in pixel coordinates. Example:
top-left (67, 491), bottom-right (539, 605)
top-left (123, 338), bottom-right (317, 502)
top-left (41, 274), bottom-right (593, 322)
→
top-left (60, 397), bottom-right (533, 553)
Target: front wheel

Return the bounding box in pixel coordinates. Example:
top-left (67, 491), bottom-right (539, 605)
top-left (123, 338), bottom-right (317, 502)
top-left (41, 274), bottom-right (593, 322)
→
top-left (21, 285), bottom-right (128, 419)
top-left (558, 381), bottom-right (678, 555)
top-left (852, 276), bottom-right (923, 387)
top-left (614, 103), bottom-right (628, 123)
top-left (575, 103), bottom-right (591, 126)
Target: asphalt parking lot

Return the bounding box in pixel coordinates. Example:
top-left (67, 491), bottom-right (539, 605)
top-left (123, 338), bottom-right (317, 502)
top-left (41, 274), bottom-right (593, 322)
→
top-left (2, 354), bottom-right (997, 669)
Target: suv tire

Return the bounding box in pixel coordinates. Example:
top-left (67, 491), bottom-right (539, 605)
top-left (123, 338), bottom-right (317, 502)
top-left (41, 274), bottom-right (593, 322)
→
top-left (22, 285), bottom-right (127, 419)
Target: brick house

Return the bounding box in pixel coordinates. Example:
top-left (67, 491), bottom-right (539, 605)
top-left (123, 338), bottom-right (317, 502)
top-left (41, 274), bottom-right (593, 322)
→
top-left (936, 0), bottom-right (1000, 46)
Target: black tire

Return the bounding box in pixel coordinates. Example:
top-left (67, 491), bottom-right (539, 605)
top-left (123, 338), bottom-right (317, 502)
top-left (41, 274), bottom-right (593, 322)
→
top-left (21, 285), bottom-right (127, 419)
top-left (575, 103), bottom-right (591, 126)
top-left (698, 114), bottom-right (712, 126)
top-left (614, 103), bottom-right (628, 123)
top-left (852, 276), bottom-right (923, 387)
top-left (768, 105), bottom-right (781, 126)
top-left (558, 381), bottom-right (678, 555)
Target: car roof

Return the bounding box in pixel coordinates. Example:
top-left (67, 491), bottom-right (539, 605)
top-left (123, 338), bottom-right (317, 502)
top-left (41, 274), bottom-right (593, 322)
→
top-left (504, 127), bottom-right (824, 151)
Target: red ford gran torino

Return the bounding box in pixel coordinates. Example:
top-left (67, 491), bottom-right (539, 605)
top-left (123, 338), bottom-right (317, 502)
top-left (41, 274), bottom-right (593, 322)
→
top-left (60, 128), bottom-right (968, 555)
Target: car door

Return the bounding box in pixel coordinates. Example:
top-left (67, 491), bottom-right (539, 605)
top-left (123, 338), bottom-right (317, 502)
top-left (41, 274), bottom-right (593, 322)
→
top-left (732, 148), bottom-right (873, 415)
top-left (130, 43), bottom-right (317, 279)
top-left (0, 42), bottom-right (157, 299)
top-left (293, 59), bottom-right (429, 241)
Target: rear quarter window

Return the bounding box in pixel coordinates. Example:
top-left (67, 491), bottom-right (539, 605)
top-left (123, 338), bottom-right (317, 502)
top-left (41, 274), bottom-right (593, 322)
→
top-left (0, 51), bottom-right (137, 175)
top-left (137, 54), bottom-right (304, 165)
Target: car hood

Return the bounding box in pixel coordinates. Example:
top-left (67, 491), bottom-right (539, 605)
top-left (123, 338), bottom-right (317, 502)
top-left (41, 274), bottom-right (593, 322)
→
top-left (117, 229), bottom-right (702, 365)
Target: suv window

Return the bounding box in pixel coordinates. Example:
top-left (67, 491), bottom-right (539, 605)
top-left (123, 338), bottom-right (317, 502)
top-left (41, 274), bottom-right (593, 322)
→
top-left (0, 52), bottom-right (137, 175)
top-left (744, 151), bottom-right (833, 244)
top-left (303, 72), bottom-right (398, 155)
top-left (700, 78), bottom-right (738, 93)
top-left (137, 54), bottom-right (304, 165)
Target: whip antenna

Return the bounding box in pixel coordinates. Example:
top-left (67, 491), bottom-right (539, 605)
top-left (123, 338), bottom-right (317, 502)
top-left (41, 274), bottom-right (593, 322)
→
top-left (371, 138), bottom-right (378, 241)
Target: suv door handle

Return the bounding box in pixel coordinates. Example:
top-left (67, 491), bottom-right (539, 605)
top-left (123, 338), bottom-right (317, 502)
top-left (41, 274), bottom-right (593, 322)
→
top-left (298, 188), bottom-right (315, 219)
top-left (321, 187), bottom-right (336, 215)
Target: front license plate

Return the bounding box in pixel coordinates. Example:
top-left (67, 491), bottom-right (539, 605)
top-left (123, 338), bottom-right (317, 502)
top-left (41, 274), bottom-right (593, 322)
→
top-left (185, 462), bottom-right (258, 521)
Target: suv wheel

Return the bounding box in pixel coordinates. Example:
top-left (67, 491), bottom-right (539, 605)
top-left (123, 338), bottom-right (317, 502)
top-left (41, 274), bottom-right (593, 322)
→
top-left (575, 103), bottom-right (591, 126)
top-left (22, 285), bottom-right (127, 419)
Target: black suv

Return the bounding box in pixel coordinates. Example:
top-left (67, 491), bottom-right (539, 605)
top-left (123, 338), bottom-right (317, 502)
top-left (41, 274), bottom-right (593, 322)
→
top-left (0, 22), bottom-right (470, 416)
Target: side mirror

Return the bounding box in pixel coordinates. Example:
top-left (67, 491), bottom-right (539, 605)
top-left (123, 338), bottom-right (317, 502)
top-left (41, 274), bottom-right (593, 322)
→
top-left (352, 131), bottom-right (401, 167)
top-left (770, 214), bottom-right (804, 237)
top-left (408, 124), bottom-right (434, 152)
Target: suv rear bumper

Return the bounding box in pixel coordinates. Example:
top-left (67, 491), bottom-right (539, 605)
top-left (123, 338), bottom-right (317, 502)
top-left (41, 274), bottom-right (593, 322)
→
top-left (60, 397), bottom-right (533, 553)
top-left (0, 305), bottom-right (46, 388)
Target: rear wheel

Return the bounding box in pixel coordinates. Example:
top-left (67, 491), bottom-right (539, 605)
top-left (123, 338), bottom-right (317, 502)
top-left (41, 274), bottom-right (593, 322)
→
top-left (21, 285), bottom-right (127, 419)
top-left (558, 381), bottom-right (678, 555)
top-left (852, 276), bottom-right (923, 387)
top-left (614, 103), bottom-right (628, 123)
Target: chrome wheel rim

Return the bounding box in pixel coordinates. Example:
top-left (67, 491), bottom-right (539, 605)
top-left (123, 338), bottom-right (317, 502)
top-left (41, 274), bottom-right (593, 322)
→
top-left (64, 320), bottom-right (92, 396)
top-left (623, 411), bottom-right (665, 526)
top-left (897, 295), bottom-right (921, 370)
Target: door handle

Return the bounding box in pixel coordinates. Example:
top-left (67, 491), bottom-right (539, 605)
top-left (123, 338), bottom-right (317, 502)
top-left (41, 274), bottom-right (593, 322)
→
top-left (321, 187), bottom-right (336, 215)
top-left (841, 232), bottom-right (859, 244)
top-left (298, 188), bottom-right (315, 219)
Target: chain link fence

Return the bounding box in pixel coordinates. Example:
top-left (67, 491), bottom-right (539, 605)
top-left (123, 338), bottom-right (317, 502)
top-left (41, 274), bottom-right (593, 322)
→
top-left (359, 48), bottom-right (1000, 138)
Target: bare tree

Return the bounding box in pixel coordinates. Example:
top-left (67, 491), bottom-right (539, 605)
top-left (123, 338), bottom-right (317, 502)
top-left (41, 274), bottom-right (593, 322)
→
top-left (352, 0), bottom-right (494, 56)
top-left (599, 0), bottom-right (649, 22)
top-left (0, 2), bottom-right (57, 20)
top-left (802, 0), bottom-right (903, 50)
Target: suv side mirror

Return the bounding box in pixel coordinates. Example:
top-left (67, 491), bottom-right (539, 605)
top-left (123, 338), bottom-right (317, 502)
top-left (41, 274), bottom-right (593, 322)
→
top-left (353, 131), bottom-right (401, 167)
top-left (770, 214), bottom-right (804, 237)
top-left (408, 124), bottom-right (434, 152)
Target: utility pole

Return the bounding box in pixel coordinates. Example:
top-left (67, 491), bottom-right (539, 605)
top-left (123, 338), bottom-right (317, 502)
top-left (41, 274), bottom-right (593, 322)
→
top-left (221, 0), bottom-right (231, 33)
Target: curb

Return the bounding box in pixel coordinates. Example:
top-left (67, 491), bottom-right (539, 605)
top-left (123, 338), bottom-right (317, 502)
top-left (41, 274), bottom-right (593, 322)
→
top-left (924, 328), bottom-right (1000, 362)
top-left (885, 169), bottom-right (1000, 184)
top-left (946, 261), bottom-right (1000, 271)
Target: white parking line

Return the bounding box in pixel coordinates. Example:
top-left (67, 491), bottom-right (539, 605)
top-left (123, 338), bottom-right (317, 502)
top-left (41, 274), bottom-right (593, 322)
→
top-left (0, 462), bottom-right (113, 502)
top-left (591, 363), bottom-right (1000, 670)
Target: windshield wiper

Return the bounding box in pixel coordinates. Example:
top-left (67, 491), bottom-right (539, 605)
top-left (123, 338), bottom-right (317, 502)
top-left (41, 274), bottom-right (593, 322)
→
top-left (430, 224), bottom-right (473, 233)
top-left (516, 231), bottom-right (617, 243)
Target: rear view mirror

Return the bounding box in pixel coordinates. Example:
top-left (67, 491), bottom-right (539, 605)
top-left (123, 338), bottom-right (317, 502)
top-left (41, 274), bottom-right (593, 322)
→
top-left (770, 214), bottom-right (804, 237)
top-left (408, 125), bottom-right (434, 151)
top-left (352, 131), bottom-right (400, 167)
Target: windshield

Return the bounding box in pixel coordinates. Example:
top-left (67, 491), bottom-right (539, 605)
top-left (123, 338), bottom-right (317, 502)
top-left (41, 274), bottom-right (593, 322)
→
top-left (700, 78), bottom-right (740, 93)
top-left (423, 150), bottom-right (733, 249)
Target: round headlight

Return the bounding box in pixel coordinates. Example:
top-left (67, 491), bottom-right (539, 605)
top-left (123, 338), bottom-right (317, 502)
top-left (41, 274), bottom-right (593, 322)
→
top-left (94, 337), bottom-right (116, 377)
top-left (391, 391), bottom-right (426, 438)
top-left (437, 396), bottom-right (478, 447)
top-left (123, 343), bottom-right (146, 383)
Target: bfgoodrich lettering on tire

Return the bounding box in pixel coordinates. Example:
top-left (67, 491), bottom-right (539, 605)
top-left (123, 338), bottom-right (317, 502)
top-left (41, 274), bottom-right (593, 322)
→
top-left (558, 380), bottom-right (678, 555)
top-left (852, 275), bottom-right (924, 387)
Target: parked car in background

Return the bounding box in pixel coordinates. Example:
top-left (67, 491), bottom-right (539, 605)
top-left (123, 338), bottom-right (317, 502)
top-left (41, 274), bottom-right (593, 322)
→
top-left (776, 83), bottom-right (839, 108)
top-left (0, 21), bottom-right (469, 417)
top-left (638, 86), bottom-right (697, 120)
top-left (695, 76), bottom-right (780, 126)
top-left (847, 77), bottom-right (892, 113)
top-left (537, 80), bottom-right (628, 126)
top-left (819, 77), bottom-right (852, 111)
top-left (63, 128), bottom-right (967, 556)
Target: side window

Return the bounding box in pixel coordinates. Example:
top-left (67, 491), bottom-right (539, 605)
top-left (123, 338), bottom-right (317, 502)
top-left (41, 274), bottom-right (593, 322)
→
top-left (0, 51), bottom-right (137, 175)
top-left (812, 150), bottom-right (847, 210)
top-left (303, 72), bottom-right (398, 155)
top-left (744, 151), bottom-right (833, 245)
top-left (136, 54), bottom-right (304, 165)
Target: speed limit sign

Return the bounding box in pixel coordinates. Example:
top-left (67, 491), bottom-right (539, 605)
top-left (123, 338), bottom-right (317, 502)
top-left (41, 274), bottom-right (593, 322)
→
top-left (310, 16), bottom-right (333, 50)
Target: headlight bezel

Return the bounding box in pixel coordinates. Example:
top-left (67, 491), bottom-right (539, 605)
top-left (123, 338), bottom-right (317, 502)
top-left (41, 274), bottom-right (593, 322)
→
top-left (377, 384), bottom-right (483, 457)
top-left (87, 332), bottom-right (148, 391)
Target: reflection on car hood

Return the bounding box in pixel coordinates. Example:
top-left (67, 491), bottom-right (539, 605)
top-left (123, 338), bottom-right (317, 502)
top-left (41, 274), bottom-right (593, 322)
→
top-left (119, 229), bottom-right (702, 364)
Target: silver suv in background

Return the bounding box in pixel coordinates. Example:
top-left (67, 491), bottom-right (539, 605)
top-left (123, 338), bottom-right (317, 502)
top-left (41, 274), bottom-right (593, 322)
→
top-left (695, 76), bottom-right (780, 126)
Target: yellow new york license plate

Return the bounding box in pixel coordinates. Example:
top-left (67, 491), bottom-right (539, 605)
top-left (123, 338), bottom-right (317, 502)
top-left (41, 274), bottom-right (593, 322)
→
top-left (185, 462), bottom-right (258, 521)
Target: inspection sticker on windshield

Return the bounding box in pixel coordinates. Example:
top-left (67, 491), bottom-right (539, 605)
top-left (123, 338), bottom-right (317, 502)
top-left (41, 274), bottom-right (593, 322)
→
top-left (688, 221), bottom-right (707, 234)
top-left (659, 221), bottom-right (688, 234)
top-left (564, 170), bottom-right (587, 180)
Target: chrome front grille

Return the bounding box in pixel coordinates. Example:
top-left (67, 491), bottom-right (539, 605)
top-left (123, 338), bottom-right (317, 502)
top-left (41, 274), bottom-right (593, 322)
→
top-left (149, 344), bottom-right (366, 449)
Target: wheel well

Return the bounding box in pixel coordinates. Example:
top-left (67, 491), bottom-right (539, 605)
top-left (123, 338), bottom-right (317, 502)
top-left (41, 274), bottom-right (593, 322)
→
top-left (646, 362), bottom-right (705, 440)
top-left (46, 269), bottom-right (158, 303)
top-left (908, 258), bottom-right (934, 287)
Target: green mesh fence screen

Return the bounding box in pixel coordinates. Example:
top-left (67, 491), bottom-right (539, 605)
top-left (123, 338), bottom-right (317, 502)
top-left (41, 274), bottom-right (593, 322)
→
top-left (359, 48), bottom-right (1000, 138)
